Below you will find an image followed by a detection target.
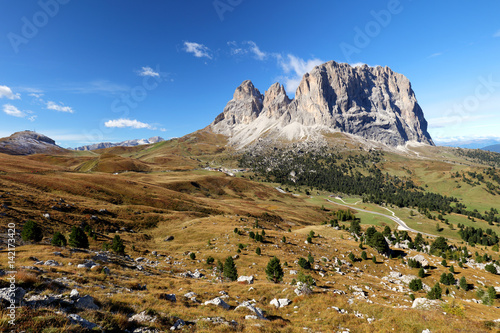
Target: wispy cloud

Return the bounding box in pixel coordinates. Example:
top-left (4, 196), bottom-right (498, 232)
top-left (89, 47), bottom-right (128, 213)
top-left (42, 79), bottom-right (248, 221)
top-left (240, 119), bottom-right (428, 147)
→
top-left (104, 118), bottom-right (155, 130)
top-left (277, 54), bottom-right (324, 94)
top-left (46, 101), bottom-right (74, 113)
top-left (493, 29), bottom-right (500, 38)
top-left (246, 41), bottom-right (266, 60)
top-left (428, 52), bottom-right (443, 58)
top-left (62, 80), bottom-right (130, 95)
top-left (228, 41), bottom-right (268, 60)
top-left (137, 66), bottom-right (160, 77)
top-left (183, 41), bottom-right (212, 59)
top-left (0, 85), bottom-right (21, 100)
top-left (2, 104), bottom-right (35, 121)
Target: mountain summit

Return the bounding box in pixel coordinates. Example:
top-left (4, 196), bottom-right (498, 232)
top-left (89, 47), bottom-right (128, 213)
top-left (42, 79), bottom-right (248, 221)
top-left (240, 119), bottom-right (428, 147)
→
top-left (0, 131), bottom-right (66, 155)
top-left (211, 61), bottom-right (433, 148)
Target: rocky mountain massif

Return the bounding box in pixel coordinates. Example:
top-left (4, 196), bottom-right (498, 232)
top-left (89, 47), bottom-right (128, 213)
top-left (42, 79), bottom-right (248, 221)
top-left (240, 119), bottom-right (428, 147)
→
top-left (211, 61), bottom-right (434, 148)
top-left (0, 131), bottom-right (67, 155)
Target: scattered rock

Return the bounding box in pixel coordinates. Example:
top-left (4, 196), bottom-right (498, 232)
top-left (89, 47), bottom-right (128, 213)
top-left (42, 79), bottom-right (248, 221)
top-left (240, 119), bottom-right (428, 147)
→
top-left (412, 298), bottom-right (440, 309)
top-left (159, 293), bottom-right (177, 302)
top-left (412, 255), bottom-right (429, 268)
top-left (67, 314), bottom-right (100, 330)
top-left (129, 310), bottom-right (157, 323)
top-left (170, 318), bottom-right (185, 330)
top-left (270, 298), bottom-right (291, 308)
top-left (237, 275), bottom-right (254, 284)
top-left (0, 287), bottom-right (26, 306)
top-left (69, 289), bottom-right (80, 299)
top-left (204, 297), bottom-right (230, 310)
top-left (75, 295), bottom-right (99, 310)
top-left (235, 301), bottom-right (267, 320)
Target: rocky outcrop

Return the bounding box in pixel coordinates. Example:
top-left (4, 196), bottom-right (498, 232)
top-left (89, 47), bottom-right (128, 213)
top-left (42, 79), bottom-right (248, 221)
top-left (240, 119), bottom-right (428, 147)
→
top-left (0, 131), bottom-right (66, 155)
top-left (210, 61), bottom-right (433, 148)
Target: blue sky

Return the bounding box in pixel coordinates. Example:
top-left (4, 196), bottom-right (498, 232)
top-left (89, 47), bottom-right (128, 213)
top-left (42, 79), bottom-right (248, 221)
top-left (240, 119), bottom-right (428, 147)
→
top-left (1, 0), bottom-right (499, 148)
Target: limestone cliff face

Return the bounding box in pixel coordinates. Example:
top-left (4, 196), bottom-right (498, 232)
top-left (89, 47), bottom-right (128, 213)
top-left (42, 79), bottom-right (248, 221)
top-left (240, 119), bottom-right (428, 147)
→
top-left (211, 61), bottom-right (433, 148)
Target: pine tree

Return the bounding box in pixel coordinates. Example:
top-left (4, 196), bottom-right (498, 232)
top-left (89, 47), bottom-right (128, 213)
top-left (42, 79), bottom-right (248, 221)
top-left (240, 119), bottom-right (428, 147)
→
top-left (409, 278), bottom-right (423, 291)
top-left (256, 247), bottom-right (261, 255)
top-left (371, 232), bottom-right (389, 254)
top-left (449, 265), bottom-right (455, 274)
top-left (459, 276), bottom-right (468, 291)
top-left (307, 253), bottom-right (314, 264)
top-left (372, 255), bottom-right (376, 264)
top-left (21, 220), bottom-right (43, 242)
top-left (361, 251), bottom-right (367, 260)
top-left (427, 282), bottom-right (442, 300)
top-left (51, 232), bottom-right (67, 247)
top-left (298, 257), bottom-right (311, 270)
top-left (223, 256), bottom-right (238, 281)
top-left (265, 256), bottom-right (284, 283)
top-left (68, 226), bottom-right (89, 249)
top-left (111, 235), bottom-right (125, 254)
top-left (216, 259), bottom-right (224, 274)
top-left (441, 259), bottom-right (447, 267)
top-left (418, 267), bottom-right (425, 278)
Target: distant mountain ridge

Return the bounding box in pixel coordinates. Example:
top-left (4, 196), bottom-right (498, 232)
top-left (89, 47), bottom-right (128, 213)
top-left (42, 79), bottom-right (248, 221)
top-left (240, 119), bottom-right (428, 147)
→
top-left (482, 144), bottom-right (500, 153)
top-left (73, 136), bottom-right (164, 151)
top-left (210, 60), bottom-right (433, 148)
top-left (0, 131), bottom-right (66, 155)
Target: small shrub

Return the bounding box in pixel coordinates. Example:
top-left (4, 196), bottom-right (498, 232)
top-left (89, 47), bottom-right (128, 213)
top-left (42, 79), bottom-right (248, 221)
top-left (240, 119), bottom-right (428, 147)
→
top-left (459, 276), bottom-right (469, 291)
top-left (427, 282), bottom-right (442, 300)
top-left (111, 235), bottom-right (125, 254)
top-left (223, 256), bottom-right (238, 281)
top-left (206, 256), bottom-right (214, 265)
top-left (298, 257), bottom-right (311, 270)
top-left (68, 226), bottom-right (89, 249)
top-left (21, 220), bottom-right (43, 242)
top-left (409, 278), bottom-right (423, 291)
top-left (256, 247), bottom-right (261, 256)
top-left (189, 252), bottom-right (196, 260)
top-left (418, 268), bottom-right (425, 278)
top-left (265, 256), bottom-right (284, 283)
top-left (307, 253), bottom-right (314, 264)
top-left (51, 232), bottom-right (67, 247)
top-left (361, 251), bottom-right (367, 260)
top-left (485, 264), bottom-right (497, 275)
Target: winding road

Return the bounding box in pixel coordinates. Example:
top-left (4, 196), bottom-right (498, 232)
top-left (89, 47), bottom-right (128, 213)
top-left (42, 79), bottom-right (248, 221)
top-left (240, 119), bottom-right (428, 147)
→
top-left (326, 198), bottom-right (437, 238)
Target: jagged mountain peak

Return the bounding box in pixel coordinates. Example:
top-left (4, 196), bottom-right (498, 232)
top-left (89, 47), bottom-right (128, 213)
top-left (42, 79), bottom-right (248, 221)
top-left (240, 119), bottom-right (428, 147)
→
top-left (211, 61), bottom-right (433, 148)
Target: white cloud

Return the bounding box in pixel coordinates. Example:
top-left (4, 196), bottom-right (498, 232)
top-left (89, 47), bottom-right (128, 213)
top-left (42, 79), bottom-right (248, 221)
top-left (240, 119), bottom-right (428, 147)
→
top-left (183, 41), bottom-right (212, 59)
top-left (104, 118), bottom-right (155, 130)
top-left (46, 101), bottom-right (74, 113)
top-left (29, 93), bottom-right (44, 98)
top-left (228, 41), bottom-right (245, 55)
top-left (277, 54), bottom-right (324, 93)
top-left (428, 52), bottom-right (443, 58)
top-left (0, 85), bottom-right (21, 100)
top-left (3, 104), bottom-right (28, 118)
top-left (137, 66), bottom-right (160, 77)
top-left (246, 41), bottom-right (266, 60)
top-left (494, 30), bottom-right (500, 38)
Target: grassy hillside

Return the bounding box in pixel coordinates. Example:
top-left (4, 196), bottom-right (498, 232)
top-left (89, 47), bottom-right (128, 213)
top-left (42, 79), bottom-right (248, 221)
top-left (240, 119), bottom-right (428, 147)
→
top-left (1, 138), bottom-right (500, 332)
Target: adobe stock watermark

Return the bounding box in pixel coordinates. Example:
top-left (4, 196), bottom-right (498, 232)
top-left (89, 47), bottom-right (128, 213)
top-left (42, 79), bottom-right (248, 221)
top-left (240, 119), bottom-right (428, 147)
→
top-left (213, 0), bottom-right (243, 22)
top-left (340, 0), bottom-right (407, 64)
top-left (7, 0), bottom-right (71, 54)
top-left (83, 65), bottom-right (168, 143)
top-left (432, 74), bottom-right (500, 139)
